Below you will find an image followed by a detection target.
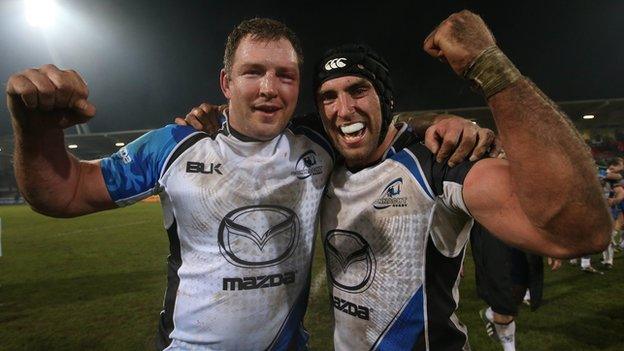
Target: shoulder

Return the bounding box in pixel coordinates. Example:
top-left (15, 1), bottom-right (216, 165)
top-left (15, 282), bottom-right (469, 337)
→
top-left (288, 113), bottom-right (336, 161)
top-left (101, 124), bottom-right (207, 178)
top-left (390, 138), bottom-right (475, 197)
top-left (133, 124), bottom-right (200, 149)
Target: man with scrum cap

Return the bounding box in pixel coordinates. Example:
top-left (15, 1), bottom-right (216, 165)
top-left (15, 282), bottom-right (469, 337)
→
top-left (313, 10), bottom-right (610, 350)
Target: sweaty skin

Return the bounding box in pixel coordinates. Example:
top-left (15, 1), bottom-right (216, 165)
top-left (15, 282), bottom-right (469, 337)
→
top-left (7, 64), bottom-right (113, 217)
top-left (423, 10), bottom-right (610, 257)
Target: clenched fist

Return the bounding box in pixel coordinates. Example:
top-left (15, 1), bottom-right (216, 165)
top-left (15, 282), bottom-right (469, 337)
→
top-left (423, 10), bottom-right (496, 75)
top-left (6, 64), bottom-right (96, 130)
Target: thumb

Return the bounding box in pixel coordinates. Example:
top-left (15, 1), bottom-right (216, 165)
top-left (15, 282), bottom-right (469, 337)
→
top-left (73, 98), bottom-right (96, 118)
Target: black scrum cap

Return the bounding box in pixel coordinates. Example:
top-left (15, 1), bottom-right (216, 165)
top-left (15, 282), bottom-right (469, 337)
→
top-left (313, 43), bottom-right (395, 131)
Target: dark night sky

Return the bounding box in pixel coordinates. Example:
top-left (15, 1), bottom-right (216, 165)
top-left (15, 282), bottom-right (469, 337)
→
top-left (1, 0), bottom-right (623, 136)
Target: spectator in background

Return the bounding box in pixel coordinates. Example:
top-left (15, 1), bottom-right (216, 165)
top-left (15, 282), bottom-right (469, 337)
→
top-left (602, 158), bottom-right (624, 267)
top-left (572, 157), bottom-right (623, 272)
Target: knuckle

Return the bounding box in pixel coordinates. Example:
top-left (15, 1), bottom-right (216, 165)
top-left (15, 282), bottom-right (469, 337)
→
top-left (442, 138), bottom-right (455, 146)
top-left (24, 68), bottom-right (40, 76)
top-left (40, 64), bottom-right (59, 72)
top-left (7, 74), bottom-right (25, 86)
top-left (425, 127), bottom-right (436, 137)
top-left (39, 84), bottom-right (55, 97)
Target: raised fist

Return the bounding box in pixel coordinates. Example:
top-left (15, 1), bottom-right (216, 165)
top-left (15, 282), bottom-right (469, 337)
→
top-left (6, 64), bottom-right (96, 130)
top-left (423, 10), bottom-right (496, 75)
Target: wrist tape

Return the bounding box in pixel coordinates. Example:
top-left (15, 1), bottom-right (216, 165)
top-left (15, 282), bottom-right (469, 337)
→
top-left (463, 46), bottom-right (522, 98)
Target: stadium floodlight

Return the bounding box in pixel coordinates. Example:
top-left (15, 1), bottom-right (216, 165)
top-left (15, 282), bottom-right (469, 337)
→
top-left (115, 142), bottom-right (125, 147)
top-left (583, 114), bottom-right (595, 119)
top-left (25, 0), bottom-right (58, 28)
top-left (68, 144), bottom-right (78, 149)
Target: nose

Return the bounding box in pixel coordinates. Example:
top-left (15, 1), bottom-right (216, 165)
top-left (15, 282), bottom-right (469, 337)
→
top-left (259, 73), bottom-right (278, 99)
top-left (335, 92), bottom-right (355, 119)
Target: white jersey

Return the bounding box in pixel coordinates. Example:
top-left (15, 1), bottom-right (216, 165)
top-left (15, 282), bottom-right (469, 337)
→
top-left (321, 123), bottom-right (474, 351)
top-left (101, 117), bottom-right (334, 350)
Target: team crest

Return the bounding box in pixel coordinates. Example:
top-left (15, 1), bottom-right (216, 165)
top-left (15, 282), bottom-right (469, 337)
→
top-left (292, 150), bottom-right (324, 179)
top-left (373, 178), bottom-right (408, 209)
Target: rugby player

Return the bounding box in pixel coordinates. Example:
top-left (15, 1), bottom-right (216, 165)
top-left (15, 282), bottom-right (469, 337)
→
top-left (311, 10), bottom-right (610, 350)
top-left (6, 18), bottom-right (490, 350)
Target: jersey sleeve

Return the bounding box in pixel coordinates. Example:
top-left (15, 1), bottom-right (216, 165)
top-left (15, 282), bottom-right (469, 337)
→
top-left (100, 124), bottom-right (199, 206)
top-left (406, 143), bottom-right (475, 215)
top-left (398, 143), bottom-right (476, 257)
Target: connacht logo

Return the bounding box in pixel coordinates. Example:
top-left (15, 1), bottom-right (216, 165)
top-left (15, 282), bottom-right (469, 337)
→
top-left (373, 177), bottom-right (408, 209)
top-left (218, 205), bottom-right (299, 268)
top-left (324, 230), bottom-right (376, 293)
top-left (292, 150), bottom-right (323, 179)
top-left (324, 57), bottom-right (347, 70)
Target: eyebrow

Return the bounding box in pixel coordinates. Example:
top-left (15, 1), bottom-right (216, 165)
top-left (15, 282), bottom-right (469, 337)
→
top-left (237, 62), bottom-right (299, 72)
top-left (318, 77), bottom-right (372, 96)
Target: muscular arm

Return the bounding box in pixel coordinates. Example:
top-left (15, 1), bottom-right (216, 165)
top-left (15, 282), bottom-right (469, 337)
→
top-left (485, 78), bottom-right (609, 252)
top-left (468, 78), bottom-right (609, 257)
top-left (8, 65), bottom-right (115, 217)
top-left (425, 11), bottom-right (610, 257)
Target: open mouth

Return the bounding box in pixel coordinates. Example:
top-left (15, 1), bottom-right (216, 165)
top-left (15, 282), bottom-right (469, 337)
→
top-left (254, 105), bottom-right (281, 114)
top-left (339, 122), bottom-right (366, 143)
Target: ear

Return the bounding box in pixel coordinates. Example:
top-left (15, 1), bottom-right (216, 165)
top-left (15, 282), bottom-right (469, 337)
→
top-left (220, 69), bottom-right (231, 99)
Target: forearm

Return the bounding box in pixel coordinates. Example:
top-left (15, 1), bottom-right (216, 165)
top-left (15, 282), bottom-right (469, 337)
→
top-left (12, 120), bottom-right (83, 216)
top-left (488, 78), bottom-right (611, 248)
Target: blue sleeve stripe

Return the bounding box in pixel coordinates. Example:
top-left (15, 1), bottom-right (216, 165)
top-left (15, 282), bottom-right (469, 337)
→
top-left (373, 287), bottom-right (425, 351)
top-left (100, 125), bottom-right (197, 204)
top-left (390, 149), bottom-right (434, 200)
top-left (290, 126), bottom-right (335, 162)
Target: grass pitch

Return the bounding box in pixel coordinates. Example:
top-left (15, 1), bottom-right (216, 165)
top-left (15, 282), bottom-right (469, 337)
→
top-left (1, 203), bottom-right (623, 350)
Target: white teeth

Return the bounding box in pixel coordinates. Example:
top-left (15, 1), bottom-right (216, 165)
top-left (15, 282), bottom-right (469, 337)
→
top-left (340, 122), bottom-right (364, 134)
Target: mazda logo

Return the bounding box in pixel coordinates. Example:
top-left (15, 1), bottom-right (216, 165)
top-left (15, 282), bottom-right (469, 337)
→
top-left (218, 205), bottom-right (300, 268)
top-left (324, 230), bottom-right (376, 293)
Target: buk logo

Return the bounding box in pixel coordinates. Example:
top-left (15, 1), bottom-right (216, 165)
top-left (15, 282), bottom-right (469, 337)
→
top-left (324, 58), bottom-right (347, 71)
top-left (373, 177), bottom-right (408, 209)
top-left (218, 205), bottom-right (299, 268)
top-left (292, 150), bottom-right (323, 179)
top-left (324, 230), bottom-right (376, 293)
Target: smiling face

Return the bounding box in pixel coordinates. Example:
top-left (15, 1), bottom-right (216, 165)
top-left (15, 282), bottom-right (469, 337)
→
top-left (220, 36), bottom-right (300, 141)
top-left (317, 75), bottom-right (396, 168)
